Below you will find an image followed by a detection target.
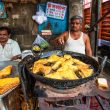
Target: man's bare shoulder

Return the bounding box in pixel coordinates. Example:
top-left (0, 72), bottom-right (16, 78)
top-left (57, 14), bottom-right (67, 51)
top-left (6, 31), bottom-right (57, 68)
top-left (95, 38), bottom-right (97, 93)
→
top-left (82, 33), bottom-right (90, 43)
top-left (83, 33), bottom-right (89, 37)
top-left (83, 33), bottom-right (89, 39)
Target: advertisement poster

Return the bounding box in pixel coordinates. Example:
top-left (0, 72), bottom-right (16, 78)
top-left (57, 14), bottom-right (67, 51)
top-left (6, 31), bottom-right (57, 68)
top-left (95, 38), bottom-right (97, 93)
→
top-left (46, 2), bottom-right (67, 20)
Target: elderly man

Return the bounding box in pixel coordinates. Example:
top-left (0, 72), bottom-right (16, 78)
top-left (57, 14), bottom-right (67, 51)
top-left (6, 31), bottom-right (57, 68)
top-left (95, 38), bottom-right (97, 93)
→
top-left (52, 15), bottom-right (92, 57)
top-left (0, 26), bottom-right (21, 61)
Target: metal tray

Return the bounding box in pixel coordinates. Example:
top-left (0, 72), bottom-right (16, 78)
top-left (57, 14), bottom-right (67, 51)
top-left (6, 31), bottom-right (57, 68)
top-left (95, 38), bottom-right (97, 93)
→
top-left (0, 61), bottom-right (19, 77)
top-left (0, 61), bottom-right (20, 98)
top-left (0, 85), bottom-right (19, 99)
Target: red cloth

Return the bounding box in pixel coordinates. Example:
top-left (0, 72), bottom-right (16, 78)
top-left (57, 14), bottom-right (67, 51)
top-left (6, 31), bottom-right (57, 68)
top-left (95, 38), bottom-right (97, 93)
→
top-left (90, 96), bottom-right (110, 110)
top-left (90, 97), bottom-right (102, 110)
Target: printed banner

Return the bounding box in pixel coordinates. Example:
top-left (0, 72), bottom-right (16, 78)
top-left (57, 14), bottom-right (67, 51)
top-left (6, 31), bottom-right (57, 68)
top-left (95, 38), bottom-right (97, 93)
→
top-left (46, 2), bottom-right (67, 20)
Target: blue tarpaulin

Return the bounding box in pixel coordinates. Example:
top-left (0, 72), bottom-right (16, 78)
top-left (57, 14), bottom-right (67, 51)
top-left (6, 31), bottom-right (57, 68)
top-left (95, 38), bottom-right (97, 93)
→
top-left (0, 2), bottom-right (7, 18)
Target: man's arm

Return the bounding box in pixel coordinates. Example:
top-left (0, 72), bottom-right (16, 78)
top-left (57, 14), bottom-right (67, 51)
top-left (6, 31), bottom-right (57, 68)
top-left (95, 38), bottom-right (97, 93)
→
top-left (11, 40), bottom-right (21, 61)
top-left (11, 55), bottom-right (21, 61)
top-left (84, 34), bottom-right (92, 57)
top-left (50, 31), bottom-right (68, 45)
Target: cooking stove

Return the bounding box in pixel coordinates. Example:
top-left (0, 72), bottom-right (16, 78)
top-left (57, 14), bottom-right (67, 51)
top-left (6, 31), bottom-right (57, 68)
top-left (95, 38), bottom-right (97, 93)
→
top-left (35, 81), bottom-right (92, 110)
top-left (20, 72), bottom-right (110, 110)
top-left (34, 80), bottom-right (97, 97)
top-left (34, 80), bottom-right (110, 110)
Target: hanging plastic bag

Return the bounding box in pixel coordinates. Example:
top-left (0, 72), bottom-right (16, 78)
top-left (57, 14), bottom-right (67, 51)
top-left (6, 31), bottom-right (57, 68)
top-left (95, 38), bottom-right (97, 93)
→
top-left (32, 6), bottom-right (47, 24)
top-left (32, 34), bottom-right (49, 52)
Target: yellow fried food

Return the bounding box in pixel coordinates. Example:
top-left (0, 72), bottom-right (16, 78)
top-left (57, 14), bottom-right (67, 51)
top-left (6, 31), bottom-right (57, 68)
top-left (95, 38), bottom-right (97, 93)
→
top-left (57, 65), bottom-right (69, 72)
top-left (78, 66), bottom-right (93, 77)
top-left (32, 63), bottom-right (52, 75)
top-left (0, 77), bottom-right (20, 94)
top-left (70, 65), bottom-right (78, 72)
top-left (61, 59), bottom-right (74, 67)
top-left (34, 59), bottom-right (48, 65)
top-left (59, 57), bottom-right (66, 62)
top-left (32, 54), bottom-right (93, 79)
top-left (64, 54), bottom-right (72, 59)
top-left (59, 69), bottom-right (79, 80)
top-left (45, 72), bottom-right (62, 79)
top-left (73, 59), bottom-right (89, 67)
top-left (32, 64), bottom-right (44, 73)
top-left (45, 69), bottom-right (78, 80)
top-left (52, 61), bottom-right (62, 70)
top-left (48, 54), bottom-right (60, 62)
top-left (81, 68), bottom-right (93, 77)
top-left (0, 65), bottom-right (12, 78)
top-left (40, 66), bottom-right (52, 75)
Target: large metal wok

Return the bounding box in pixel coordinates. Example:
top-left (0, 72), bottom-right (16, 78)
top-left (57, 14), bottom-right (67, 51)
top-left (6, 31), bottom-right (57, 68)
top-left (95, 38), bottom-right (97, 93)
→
top-left (19, 50), bottom-right (107, 90)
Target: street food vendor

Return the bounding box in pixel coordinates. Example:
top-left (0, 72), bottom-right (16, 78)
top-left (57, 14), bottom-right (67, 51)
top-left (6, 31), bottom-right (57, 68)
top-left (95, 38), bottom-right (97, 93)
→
top-left (0, 26), bottom-right (21, 61)
top-left (52, 15), bottom-right (92, 57)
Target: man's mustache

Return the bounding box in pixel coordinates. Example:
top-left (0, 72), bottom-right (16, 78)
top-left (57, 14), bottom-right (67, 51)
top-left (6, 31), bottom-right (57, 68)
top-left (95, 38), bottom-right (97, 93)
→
top-left (0, 38), bottom-right (6, 40)
top-left (0, 37), bottom-right (5, 39)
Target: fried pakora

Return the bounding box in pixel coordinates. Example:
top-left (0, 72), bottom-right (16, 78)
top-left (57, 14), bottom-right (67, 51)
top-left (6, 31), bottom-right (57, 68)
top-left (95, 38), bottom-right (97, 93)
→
top-left (32, 54), bottom-right (93, 80)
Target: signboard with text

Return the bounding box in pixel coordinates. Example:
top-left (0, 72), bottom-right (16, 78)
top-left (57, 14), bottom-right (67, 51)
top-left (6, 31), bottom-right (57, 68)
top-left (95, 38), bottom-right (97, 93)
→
top-left (46, 2), bottom-right (67, 20)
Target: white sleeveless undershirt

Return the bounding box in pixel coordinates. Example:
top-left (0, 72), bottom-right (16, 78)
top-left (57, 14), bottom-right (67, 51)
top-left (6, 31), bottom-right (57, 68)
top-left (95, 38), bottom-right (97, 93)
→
top-left (64, 32), bottom-right (85, 54)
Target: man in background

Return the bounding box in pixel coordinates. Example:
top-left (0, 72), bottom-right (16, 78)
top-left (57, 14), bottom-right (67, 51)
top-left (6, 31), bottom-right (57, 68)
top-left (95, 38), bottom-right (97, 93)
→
top-left (52, 15), bottom-right (92, 57)
top-left (0, 26), bottom-right (21, 61)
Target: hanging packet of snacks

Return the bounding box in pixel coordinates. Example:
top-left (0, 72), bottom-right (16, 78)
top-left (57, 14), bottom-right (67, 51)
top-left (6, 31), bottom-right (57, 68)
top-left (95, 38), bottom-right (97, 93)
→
top-left (32, 34), bottom-right (50, 52)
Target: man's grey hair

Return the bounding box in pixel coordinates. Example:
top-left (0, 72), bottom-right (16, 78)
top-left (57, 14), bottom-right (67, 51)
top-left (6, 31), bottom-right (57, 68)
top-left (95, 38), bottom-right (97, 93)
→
top-left (70, 15), bottom-right (83, 23)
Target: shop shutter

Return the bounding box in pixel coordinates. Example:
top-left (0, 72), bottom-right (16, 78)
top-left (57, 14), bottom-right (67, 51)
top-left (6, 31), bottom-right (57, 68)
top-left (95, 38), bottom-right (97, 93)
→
top-left (83, 1), bottom-right (110, 46)
top-left (101, 1), bottom-right (110, 41)
top-left (83, 7), bottom-right (91, 32)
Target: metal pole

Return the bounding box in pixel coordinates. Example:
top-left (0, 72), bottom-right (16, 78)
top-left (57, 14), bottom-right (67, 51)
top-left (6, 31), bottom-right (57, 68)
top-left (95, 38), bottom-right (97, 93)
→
top-left (90, 0), bottom-right (101, 57)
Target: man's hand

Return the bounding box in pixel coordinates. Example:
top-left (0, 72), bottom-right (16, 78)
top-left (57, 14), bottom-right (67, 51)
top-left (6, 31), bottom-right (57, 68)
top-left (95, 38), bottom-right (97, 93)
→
top-left (50, 31), bottom-right (68, 47)
top-left (57, 37), bottom-right (65, 45)
top-left (11, 55), bottom-right (21, 61)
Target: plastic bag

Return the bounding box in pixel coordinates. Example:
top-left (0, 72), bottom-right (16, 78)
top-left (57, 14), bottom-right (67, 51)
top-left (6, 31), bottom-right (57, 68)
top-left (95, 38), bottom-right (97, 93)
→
top-left (32, 6), bottom-right (47, 24)
top-left (32, 34), bottom-right (49, 52)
